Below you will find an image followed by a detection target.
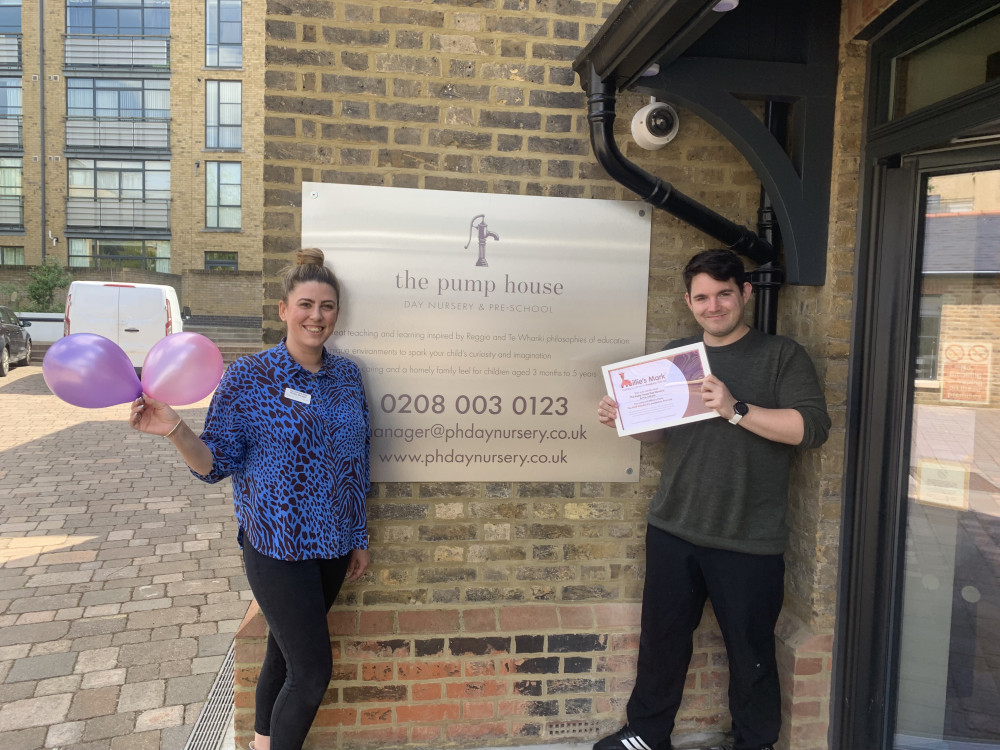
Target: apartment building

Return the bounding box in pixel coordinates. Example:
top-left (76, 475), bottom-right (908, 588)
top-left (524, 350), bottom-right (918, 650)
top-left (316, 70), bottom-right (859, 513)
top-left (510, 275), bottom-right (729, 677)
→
top-left (2, 0), bottom-right (263, 320)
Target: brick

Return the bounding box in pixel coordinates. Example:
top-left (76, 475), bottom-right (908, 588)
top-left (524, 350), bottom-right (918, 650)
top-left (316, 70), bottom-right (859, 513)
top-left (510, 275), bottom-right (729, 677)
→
top-left (268, 0), bottom-right (333, 17)
top-left (342, 685), bottom-right (408, 703)
top-left (265, 45), bottom-right (337, 66)
top-left (320, 75), bottom-right (386, 95)
top-left (321, 123), bottom-right (390, 143)
top-left (444, 681), bottom-right (506, 699)
top-left (360, 707), bottom-right (392, 725)
top-left (414, 638), bottom-right (444, 657)
top-left (479, 110), bottom-right (542, 131)
top-left (412, 683), bottom-right (441, 701)
top-left (500, 605), bottom-right (559, 631)
top-left (397, 609), bottom-right (459, 633)
top-left (378, 7), bottom-right (444, 26)
top-left (505, 657), bottom-right (559, 674)
top-left (549, 633), bottom-right (608, 653)
top-left (515, 635), bottom-right (544, 653)
top-left (362, 662), bottom-right (393, 681)
top-left (396, 703), bottom-right (459, 722)
top-left (264, 95), bottom-right (334, 117)
top-left (448, 637), bottom-right (510, 656)
top-left (396, 661), bottom-right (460, 680)
top-left (322, 27), bottom-right (389, 45)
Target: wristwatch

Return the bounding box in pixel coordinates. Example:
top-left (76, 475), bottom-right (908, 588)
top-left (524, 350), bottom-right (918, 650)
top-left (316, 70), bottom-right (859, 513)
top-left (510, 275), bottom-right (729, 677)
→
top-left (729, 401), bottom-right (749, 425)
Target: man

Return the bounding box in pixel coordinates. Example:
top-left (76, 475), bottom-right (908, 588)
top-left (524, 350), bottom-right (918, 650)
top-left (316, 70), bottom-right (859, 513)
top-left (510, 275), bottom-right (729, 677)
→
top-left (594, 249), bottom-right (830, 750)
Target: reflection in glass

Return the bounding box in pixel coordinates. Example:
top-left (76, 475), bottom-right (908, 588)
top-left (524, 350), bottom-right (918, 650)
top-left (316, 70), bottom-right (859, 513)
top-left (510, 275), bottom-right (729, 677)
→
top-left (891, 8), bottom-right (1000, 119)
top-left (895, 169), bottom-right (1000, 748)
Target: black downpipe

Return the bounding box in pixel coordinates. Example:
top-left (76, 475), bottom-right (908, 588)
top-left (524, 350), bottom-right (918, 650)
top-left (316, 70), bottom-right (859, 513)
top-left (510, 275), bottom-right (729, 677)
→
top-left (749, 102), bottom-right (787, 334)
top-left (584, 65), bottom-right (777, 268)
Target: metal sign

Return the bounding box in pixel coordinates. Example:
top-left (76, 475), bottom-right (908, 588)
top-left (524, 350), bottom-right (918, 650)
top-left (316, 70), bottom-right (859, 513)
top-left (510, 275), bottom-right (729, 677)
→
top-left (302, 183), bottom-right (650, 481)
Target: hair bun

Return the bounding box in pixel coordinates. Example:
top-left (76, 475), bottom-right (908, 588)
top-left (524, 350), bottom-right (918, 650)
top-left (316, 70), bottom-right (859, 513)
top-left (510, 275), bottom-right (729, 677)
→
top-left (296, 248), bottom-right (325, 267)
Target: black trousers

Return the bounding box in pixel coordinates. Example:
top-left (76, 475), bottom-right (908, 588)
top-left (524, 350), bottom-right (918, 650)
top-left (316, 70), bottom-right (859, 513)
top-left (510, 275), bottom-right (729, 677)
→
top-left (627, 526), bottom-right (785, 750)
top-left (242, 542), bottom-right (350, 750)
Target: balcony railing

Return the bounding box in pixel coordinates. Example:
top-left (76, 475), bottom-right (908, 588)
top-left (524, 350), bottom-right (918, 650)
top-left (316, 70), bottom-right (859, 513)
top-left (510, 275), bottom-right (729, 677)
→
top-left (0, 194), bottom-right (23, 227)
top-left (66, 197), bottom-right (171, 229)
top-left (0, 115), bottom-right (20, 148)
top-left (0, 34), bottom-right (20, 69)
top-left (64, 35), bottom-right (170, 69)
top-left (66, 117), bottom-right (170, 150)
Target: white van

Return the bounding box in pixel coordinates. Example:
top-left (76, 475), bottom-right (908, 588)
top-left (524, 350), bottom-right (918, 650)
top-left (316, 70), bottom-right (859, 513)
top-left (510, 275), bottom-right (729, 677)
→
top-left (64, 281), bottom-right (183, 368)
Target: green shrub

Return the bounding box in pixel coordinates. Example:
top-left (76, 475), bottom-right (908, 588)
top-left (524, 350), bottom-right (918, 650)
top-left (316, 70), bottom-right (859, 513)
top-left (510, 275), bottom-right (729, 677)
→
top-left (24, 263), bottom-right (73, 312)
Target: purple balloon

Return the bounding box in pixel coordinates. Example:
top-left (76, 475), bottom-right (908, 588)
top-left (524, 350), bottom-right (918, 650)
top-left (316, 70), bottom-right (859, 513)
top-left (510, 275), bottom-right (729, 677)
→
top-left (141, 332), bottom-right (224, 405)
top-left (42, 333), bottom-right (142, 409)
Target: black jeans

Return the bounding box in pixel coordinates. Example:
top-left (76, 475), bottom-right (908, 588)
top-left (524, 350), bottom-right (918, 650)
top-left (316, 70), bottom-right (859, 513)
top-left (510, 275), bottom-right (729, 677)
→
top-left (627, 526), bottom-right (785, 750)
top-left (242, 542), bottom-right (350, 750)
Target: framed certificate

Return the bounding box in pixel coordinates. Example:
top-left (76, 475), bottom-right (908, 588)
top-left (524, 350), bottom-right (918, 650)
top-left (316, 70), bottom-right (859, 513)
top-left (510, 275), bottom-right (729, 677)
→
top-left (602, 342), bottom-right (719, 436)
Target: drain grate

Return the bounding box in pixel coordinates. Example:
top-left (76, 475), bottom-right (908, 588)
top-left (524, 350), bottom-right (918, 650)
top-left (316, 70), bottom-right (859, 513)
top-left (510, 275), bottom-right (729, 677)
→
top-left (547, 719), bottom-right (602, 738)
top-left (184, 640), bottom-right (236, 750)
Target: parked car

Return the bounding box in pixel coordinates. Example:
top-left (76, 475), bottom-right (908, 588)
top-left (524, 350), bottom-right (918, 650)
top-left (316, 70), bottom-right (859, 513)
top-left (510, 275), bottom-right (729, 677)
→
top-left (0, 305), bottom-right (32, 376)
top-left (64, 281), bottom-right (183, 370)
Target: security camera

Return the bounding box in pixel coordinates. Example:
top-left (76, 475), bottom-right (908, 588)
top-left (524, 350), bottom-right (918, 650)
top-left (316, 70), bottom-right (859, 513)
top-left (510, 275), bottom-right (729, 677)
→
top-left (631, 99), bottom-right (679, 150)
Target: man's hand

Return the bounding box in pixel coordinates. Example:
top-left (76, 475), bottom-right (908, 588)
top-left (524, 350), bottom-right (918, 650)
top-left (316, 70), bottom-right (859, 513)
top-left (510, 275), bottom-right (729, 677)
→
top-left (701, 374), bottom-right (805, 445)
top-left (597, 395), bottom-right (619, 428)
top-left (596, 395), bottom-right (665, 443)
top-left (700, 374), bottom-right (738, 420)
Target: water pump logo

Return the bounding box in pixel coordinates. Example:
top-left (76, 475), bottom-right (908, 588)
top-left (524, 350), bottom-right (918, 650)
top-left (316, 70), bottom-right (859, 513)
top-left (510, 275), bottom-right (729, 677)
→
top-left (464, 214), bottom-right (500, 267)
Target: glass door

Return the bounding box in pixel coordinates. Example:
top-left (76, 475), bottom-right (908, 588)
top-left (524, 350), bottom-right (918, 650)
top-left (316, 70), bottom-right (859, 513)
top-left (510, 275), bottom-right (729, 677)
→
top-left (894, 165), bottom-right (1000, 749)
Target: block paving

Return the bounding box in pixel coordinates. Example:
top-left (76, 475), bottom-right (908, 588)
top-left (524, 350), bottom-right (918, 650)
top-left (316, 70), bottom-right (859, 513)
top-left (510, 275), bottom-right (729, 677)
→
top-left (0, 364), bottom-right (250, 749)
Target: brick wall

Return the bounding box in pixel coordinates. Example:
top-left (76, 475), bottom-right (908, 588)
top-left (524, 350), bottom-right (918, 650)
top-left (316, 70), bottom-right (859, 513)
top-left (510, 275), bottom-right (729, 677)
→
top-left (181, 270), bottom-right (264, 319)
top-left (236, 600), bottom-right (740, 749)
top-left (247, 1), bottom-right (856, 749)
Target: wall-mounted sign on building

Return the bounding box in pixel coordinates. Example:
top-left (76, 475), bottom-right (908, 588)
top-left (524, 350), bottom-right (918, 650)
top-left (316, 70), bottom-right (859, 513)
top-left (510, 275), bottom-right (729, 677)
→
top-left (940, 340), bottom-right (991, 405)
top-left (302, 182), bottom-right (651, 482)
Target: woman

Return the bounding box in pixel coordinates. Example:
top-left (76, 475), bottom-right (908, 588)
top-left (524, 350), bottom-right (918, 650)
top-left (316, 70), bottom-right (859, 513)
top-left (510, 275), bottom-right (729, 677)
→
top-left (130, 248), bottom-right (371, 750)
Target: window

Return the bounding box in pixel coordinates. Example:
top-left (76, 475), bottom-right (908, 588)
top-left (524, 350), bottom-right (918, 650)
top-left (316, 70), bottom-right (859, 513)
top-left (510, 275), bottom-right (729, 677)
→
top-left (0, 245), bottom-right (23, 265)
top-left (205, 250), bottom-right (237, 270)
top-left (206, 80), bottom-right (241, 149)
top-left (69, 237), bottom-right (170, 272)
top-left (0, 156), bottom-right (21, 226)
top-left (68, 159), bottom-right (169, 200)
top-left (914, 295), bottom-right (942, 381)
top-left (66, 0), bottom-right (169, 37)
top-left (205, 161), bottom-right (240, 229)
top-left (0, 76), bottom-right (20, 116)
top-left (206, 0), bottom-right (241, 68)
top-left (0, 1), bottom-right (21, 35)
top-left (0, 77), bottom-right (20, 146)
top-left (67, 78), bottom-right (169, 119)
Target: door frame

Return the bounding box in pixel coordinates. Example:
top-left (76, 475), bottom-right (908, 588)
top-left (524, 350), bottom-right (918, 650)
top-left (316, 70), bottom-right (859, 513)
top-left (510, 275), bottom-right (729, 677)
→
top-left (833, 1), bottom-right (1000, 747)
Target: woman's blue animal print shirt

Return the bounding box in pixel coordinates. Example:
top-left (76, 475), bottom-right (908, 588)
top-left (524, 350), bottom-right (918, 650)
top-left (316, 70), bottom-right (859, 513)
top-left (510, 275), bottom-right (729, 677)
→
top-left (192, 340), bottom-right (370, 561)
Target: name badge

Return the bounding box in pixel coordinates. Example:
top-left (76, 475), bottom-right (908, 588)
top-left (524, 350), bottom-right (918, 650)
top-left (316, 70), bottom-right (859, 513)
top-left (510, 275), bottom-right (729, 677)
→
top-left (284, 387), bottom-right (312, 405)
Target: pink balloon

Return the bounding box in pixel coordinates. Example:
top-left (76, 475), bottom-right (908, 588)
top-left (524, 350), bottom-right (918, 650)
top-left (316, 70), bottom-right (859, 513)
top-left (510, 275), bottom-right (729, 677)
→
top-left (141, 333), bottom-right (224, 405)
top-left (42, 333), bottom-right (142, 409)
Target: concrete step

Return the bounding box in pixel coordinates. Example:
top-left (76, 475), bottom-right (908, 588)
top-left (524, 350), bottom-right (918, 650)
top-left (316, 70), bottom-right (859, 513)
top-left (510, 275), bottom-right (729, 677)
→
top-left (185, 326), bottom-right (261, 344)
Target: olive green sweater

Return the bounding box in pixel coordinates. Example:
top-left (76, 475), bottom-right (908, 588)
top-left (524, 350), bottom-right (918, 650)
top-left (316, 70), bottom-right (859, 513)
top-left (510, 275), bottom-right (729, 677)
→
top-left (648, 328), bottom-right (830, 555)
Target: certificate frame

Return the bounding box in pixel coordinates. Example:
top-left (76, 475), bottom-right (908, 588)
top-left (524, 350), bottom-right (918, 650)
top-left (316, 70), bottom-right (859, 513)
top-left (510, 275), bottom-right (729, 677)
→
top-left (602, 342), bottom-right (719, 436)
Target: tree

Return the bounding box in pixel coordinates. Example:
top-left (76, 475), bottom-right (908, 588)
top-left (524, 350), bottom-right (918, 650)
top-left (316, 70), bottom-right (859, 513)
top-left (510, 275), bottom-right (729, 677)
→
top-left (25, 263), bottom-right (73, 312)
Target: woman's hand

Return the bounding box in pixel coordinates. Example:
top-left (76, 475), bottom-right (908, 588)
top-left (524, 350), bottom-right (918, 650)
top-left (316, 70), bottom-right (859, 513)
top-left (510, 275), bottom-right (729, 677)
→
top-left (129, 394), bottom-right (182, 437)
top-left (346, 548), bottom-right (370, 580)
